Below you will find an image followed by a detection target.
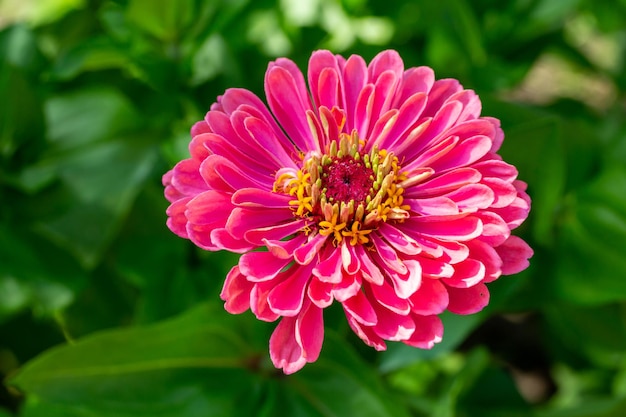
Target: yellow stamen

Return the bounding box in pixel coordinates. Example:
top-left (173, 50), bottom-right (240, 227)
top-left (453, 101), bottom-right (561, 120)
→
top-left (289, 186), bottom-right (313, 216)
top-left (342, 221), bottom-right (373, 246)
top-left (319, 213), bottom-right (346, 243)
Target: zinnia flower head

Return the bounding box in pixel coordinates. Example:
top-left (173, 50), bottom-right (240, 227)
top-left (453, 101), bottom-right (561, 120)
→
top-left (164, 50), bottom-right (533, 374)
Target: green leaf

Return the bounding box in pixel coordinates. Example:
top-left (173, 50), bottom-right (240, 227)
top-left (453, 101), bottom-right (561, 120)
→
top-left (445, 0), bottom-right (487, 66)
top-left (554, 164), bottom-right (626, 304)
top-left (458, 364), bottom-right (533, 417)
top-left (544, 303), bottom-right (626, 366)
top-left (9, 303), bottom-right (260, 417)
top-left (0, 48), bottom-right (45, 163)
top-left (536, 397), bottom-right (626, 417)
top-left (51, 36), bottom-right (133, 81)
top-left (379, 311), bottom-right (483, 372)
top-left (44, 88), bottom-right (140, 151)
top-left (279, 332), bottom-right (412, 417)
top-left (496, 108), bottom-right (566, 247)
top-left (33, 137), bottom-right (158, 269)
top-left (0, 225), bottom-right (84, 321)
top-left (126, 0), bottom-right (194, 41)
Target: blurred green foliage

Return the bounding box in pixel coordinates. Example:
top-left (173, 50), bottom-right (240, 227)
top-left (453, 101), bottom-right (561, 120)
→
top-left (1, 0), bottom-right (626, 416)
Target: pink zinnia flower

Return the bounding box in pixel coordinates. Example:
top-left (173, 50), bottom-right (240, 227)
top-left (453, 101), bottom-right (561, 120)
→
top-left (163, 50), bottom-right (533, 374)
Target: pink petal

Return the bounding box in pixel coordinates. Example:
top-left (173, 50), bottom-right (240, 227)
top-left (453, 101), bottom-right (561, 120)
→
top-left (404, 135), bottom-right (458, 171)
top-left (268, 264), bottom-right (314, 316)
top-left (250, 281), bottom-right (280, 322)
top-left (343, 290), bottom-right (377, 326)
top-left (308, 278), bottom-right (333, 308)
top-left (401, 100), bottom-right (464, 163)
top-left (341, 54), bottom-right (368, 133)
top-left (245, 219), bottom-right (308, 246)
top-left (407, 167), bottom-right (481, 198)
top-left (220, 266), bottom-right (253, 314)
top-left (232, 112), bottom-right (296, 168)
top-left (367, 109), bottom-right (398, 151)
top-left (331, 273), bottom-right (362, 302)
top-left (232, 188), bottom-right (292, 208)
top-left (482, 177), bottom-right (517, 208)
top-left (312, 246), bottom-right (343, 283)
top-left (445, 183), bottom-right (495, 212)
top-left (185, 191), bottom-right (232, 250)
top-left (475, 211), bottom-right (510, 246)
top-left (419, 257), bottom-right (454, 279)
top-left (429, 135), bottom-right (493, 173)
top-left (443, 258), bottom-right (486, 288)
top-left (409, 215), bottom-right (483, 241)
top-left (202, 132), bottom-right (275, 182)
top-left (371, 235), bottom-right (407, 275)
top-left (239, 251), bottom-right (292, 282)
top-left (309, 51), bottom-right (342, 109)
top-left (200, 154), bottom-right (268, 191)
top-left (446, 282), bottom-right (490, 314)
top-left (226, 207), bottom-right (293, 240)
top-left (165, 197), bottom-right (191, 239)
top-left (496, 235), bottom-right (533, 275)
top-left (422, 78), bottom-right (463, 118)
top-left (295, 300), bottom-right (325, 364)
top-left (368, 281), bottom-right (411, 315)
top-left (448, 89), bottom-right (482, 123)
top-left (190, 120), bottom-right (212, 137)
top-left (404, 315), bottom-right (443, 349)
top-left (372, 305), bottom-right (415, 341)
top-left (218, 88), bottom-right (291, 148)
top-left (483, 116), bottom-right (504, 151)
top-left (377, 223), bottom-right (422, 255)
top-left (353, 83), bottom-right (375, 138)
top-left (393, 66), bottom-right (435, 106)
top-left (341, 243), bottom-right (361, 275)
top-left (467, 240), bottom-right (503, 283)
top-left (388, 258), bottom-right (422, 299)
top-left (170, 158), bottom-right (208, 196)
top-left (346, 315), bottom-right (387, 351)
top-left (408, 278), bottom-right (449, 315)
top-left (263, 234), bottom-right (308, 259)
top-left (473, 159), bottom-right (518, 182)
top-left (367, 70), bottom-right (401, 134)
top-left (294, 233), bottom-right (328, 265)
top-left (354, 245), bottom-right (384, 285)
top-left (210, 228), bottom-right (255, 253)
top-left (265, 64), bottom-right (317, 152)
top-left (270, 316), bottom-right (307, 374)
top-left (376, 92), bottom-right (428, 151)
top-left (407, 196), bottom-right (459, 216)
top-left (163, 171), bottom-right (184, 202)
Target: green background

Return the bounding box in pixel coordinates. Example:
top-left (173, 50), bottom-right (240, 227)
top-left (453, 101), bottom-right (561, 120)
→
top-left (2, 0), bottom-right (626, 415)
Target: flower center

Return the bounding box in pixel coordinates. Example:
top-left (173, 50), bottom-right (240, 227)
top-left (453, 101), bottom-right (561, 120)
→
top-left (273, 131), bottom-right (410, 245)
top-left (322, 156), bottom-right (374, 204)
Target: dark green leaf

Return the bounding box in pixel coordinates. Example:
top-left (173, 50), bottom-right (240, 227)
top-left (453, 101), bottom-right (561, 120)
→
top-left (554, 164), bottom-right (626, 304)
top-left (496, 108), bottom-right (566, 247)
top-left (379, 311), bottom-right (483, 372)
top-left (280, 332), bottom-right (412, 417)
top-left (9, 303), bottom-right (259, 417)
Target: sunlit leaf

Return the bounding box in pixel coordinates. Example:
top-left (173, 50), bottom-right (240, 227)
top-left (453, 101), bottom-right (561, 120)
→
top-left (126, 0), bottom-right (194, 41)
